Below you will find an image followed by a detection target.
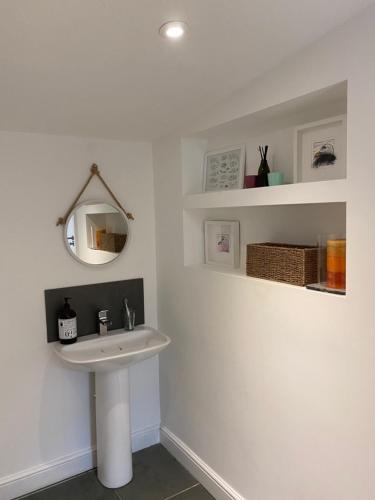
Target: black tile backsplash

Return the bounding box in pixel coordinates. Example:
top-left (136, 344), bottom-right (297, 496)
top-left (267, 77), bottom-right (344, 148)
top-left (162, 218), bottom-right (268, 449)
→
top-left (44, 279), bottom-right (144, 342)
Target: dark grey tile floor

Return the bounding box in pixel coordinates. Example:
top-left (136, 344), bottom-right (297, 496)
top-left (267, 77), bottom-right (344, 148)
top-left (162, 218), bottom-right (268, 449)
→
top-left (17, 445), bottom-right (214, 500)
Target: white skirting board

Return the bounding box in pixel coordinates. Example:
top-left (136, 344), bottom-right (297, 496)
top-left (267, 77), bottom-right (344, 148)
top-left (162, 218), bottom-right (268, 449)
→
top-left (160, 427), bottom-right (245, 500)
top-left (0, 425), bottom-right (160, 500)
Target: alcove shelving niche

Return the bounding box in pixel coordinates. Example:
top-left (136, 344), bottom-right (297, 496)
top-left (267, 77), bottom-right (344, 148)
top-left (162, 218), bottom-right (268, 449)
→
top-left (182, 81), bottom-right (347, 295)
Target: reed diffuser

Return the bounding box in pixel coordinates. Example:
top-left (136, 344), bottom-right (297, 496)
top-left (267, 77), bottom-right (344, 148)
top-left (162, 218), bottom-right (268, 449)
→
top-left (257, 145), bottom-right (270, 187)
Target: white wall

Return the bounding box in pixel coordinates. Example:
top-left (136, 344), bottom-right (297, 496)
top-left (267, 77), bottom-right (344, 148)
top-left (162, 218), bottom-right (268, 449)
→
top-left (154, 5), bottom-right (375, 500)
top-left (0, 132), bottom-right (159, 498)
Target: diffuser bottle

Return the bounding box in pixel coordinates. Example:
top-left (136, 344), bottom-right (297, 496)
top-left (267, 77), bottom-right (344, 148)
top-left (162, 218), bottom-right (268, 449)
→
top-left (58, 297), bottom-right (77, 344)
top-left (257, 145), bottom-right (270, 187)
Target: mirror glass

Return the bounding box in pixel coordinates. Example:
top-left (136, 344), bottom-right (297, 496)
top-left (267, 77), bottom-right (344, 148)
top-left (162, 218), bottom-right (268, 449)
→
top-left (65, 201), bottom-right (129, 265)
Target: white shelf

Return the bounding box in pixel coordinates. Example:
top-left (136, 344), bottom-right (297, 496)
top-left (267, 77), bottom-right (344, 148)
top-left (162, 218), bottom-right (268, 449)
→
top-left (183, 179), bottom-right (347, 210)
top-left (185, 264), bottom-right (346, 297)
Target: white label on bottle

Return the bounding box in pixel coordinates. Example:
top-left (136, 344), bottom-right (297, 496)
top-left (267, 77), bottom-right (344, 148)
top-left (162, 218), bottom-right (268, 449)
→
top-left (58, 317), bottom-right (77, 340)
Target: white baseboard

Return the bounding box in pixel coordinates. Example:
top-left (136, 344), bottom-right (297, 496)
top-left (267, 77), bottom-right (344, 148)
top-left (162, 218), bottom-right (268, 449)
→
top-left (0, 447), bottom-right (96, 500)
top-left (0, 424), bottom-right (160, 500)
top-left (160, 427), bottom-right (245, 500)
top-left (131, 424), bottom-right (160, 453)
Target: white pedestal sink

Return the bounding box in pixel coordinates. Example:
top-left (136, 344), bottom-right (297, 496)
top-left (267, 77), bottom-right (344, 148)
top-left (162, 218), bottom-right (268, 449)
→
top-left (53, 326), bottom-right (170, 488)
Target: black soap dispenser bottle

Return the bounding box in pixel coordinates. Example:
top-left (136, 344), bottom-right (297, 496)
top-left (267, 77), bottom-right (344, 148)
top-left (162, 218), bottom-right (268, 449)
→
top-left (58, 297), bottom-right (78, 344)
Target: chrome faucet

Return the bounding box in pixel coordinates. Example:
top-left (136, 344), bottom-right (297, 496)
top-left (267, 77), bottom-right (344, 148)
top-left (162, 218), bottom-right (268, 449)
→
top-left (98, 309), bottom-right (112, 336)
top-left (123, 298), bottom-right (135, 331)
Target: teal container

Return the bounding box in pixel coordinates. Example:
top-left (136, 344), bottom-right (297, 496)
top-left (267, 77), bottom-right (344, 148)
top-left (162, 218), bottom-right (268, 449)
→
top-left (267, 172), bottom-right (284, 186)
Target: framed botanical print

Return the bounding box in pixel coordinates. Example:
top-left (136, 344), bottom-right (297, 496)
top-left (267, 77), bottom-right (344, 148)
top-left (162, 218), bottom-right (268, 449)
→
top-left (203, 145), bottom-right (245, 192)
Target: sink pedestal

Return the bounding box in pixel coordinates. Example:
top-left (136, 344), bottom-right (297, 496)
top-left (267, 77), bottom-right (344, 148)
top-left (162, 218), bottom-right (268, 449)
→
top-left (95, 367), bottom-right (132, 488)
top-left (53, 327), bottom-right (171, 489)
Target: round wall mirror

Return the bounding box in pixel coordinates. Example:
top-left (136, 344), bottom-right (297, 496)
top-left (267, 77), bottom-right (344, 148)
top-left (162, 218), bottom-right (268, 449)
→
top-left (64, 201), bottom-right (129, 265)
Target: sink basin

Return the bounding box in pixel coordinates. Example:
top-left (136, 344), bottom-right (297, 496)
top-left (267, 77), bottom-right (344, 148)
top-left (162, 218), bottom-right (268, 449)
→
top-left (53, 326), bottom-right (170, 372)
top-left (52, 325), bottom-right (170, 489)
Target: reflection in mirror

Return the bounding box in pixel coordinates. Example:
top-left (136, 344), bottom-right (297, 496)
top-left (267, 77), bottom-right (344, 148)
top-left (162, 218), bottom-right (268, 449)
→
top-left (65, 202), bottom-right (128, 265)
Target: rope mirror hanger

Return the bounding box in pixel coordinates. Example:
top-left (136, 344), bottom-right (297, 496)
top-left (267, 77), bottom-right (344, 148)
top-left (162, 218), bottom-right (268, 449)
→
top-left (56, 164), bottom-right (134, 226)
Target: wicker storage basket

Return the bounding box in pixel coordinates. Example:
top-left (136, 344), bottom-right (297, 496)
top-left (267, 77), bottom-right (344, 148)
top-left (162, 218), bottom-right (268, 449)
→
top-left (246, 243), bottom-right (318, 286)
top-left (100, 233), bottom-right (127, 253)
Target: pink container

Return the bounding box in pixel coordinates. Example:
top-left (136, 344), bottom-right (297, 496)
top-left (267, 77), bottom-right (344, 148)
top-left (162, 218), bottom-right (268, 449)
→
top-left (244, 175), bottom-right (258, 188)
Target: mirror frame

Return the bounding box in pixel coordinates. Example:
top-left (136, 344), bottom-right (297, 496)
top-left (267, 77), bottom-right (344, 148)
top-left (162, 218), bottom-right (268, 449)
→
top-left (63, 200), bottom-right (131, 266)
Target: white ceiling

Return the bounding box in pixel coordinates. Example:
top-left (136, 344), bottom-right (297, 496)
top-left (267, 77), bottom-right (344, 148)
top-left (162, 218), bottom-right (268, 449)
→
top-left (0, 0), bottom-right (372, 140)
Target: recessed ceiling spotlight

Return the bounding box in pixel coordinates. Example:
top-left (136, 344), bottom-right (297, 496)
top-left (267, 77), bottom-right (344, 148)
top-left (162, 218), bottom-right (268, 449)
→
top-left (159, 21), bottom-right (188, 40)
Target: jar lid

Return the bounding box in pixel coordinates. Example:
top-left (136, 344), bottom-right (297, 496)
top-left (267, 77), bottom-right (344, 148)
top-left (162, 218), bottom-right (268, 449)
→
top-left (327, 239), bottom-right (346, 246)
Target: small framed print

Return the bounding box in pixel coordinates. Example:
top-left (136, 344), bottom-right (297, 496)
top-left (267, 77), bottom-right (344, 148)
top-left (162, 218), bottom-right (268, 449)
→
top-left (204, 220), bottom-right (240, 268)
top-left (203, 145), bottom-right (245, 192)
top-left (293, 115), bottom-right (346, 183)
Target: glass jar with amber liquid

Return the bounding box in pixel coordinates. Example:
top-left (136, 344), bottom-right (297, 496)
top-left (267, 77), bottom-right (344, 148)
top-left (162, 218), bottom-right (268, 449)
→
top-left (326, 238), bottom-right (346, 290)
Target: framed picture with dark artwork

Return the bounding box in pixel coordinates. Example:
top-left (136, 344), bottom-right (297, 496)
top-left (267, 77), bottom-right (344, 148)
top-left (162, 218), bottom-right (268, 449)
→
top-left (293, 115), bottom-right (346, 183)
top-left (204, 220), bottom-right (240, 268)
top-left (203, 145), bottom-right (245, 192)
